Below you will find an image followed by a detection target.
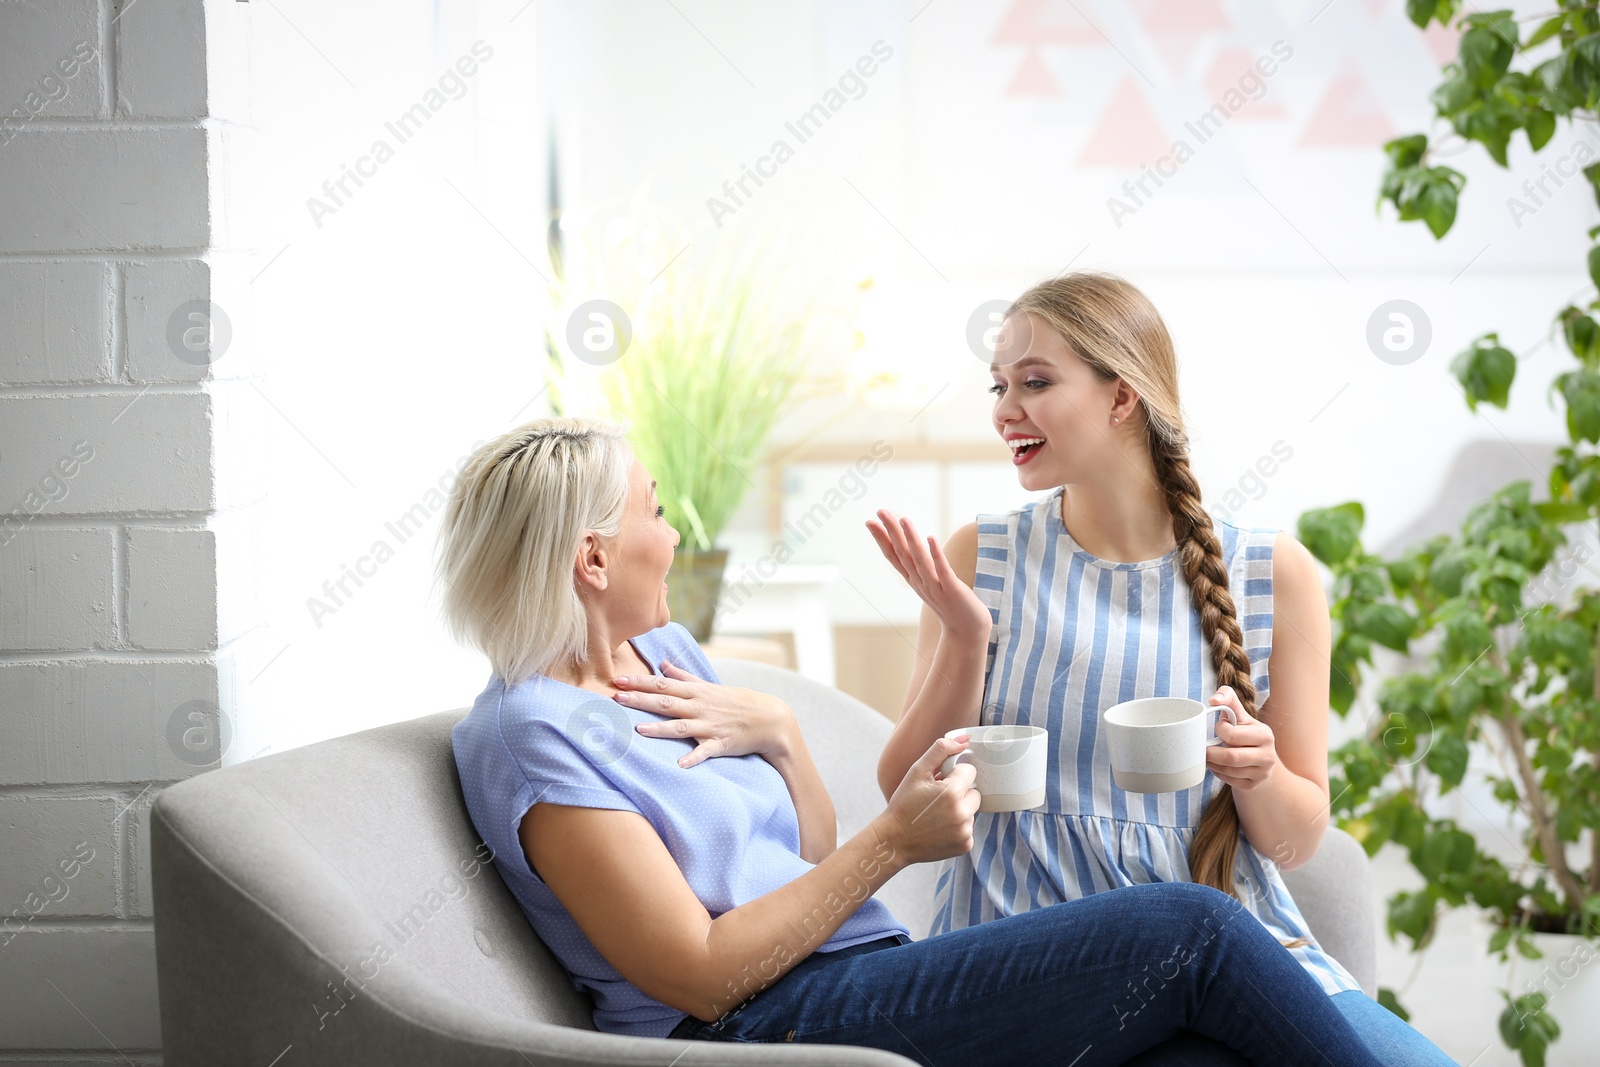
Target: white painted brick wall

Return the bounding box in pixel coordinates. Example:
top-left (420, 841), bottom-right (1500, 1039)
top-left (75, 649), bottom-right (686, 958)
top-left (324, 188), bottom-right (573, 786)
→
top-left (0, 795), bottom-right (119, 917)
top-left (0, 2), bottom-right (255, 1060)
top-left (0, 928), bottom-right (163, 1049)
top-left (0, 263), bottom-right (113, 383)
top-left (0, 0), bottom-right (105, 123)
top-left (116, 0), bottom-right (208, 120)
top-left (0, 527), bottom-right (116, 650)
top-left (0, 393), bottom-right (215, 514)
top-left (0, 130), bottom-right (209, 253)
top-left (0, 658), bottom-right (225, 786)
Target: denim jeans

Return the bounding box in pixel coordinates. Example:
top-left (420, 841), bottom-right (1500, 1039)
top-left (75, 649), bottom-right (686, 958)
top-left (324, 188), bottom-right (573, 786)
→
top-left (1331, 990), bottom-right (1459, 1066)
top-left (666, 881), bottom-right (1385, 1067)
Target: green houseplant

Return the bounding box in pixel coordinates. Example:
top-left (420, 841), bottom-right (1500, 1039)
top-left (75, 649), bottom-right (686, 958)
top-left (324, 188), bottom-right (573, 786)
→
top-left (542, 207), bottom-right (861, 640)
top-left (1298, 4), bottom-right (1600, 1064)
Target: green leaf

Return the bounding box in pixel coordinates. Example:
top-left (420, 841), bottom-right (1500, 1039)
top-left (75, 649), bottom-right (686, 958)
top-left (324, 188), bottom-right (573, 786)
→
top-left (1461, 8), bottom-right (1515, 40)
top-left (1404, 0), bottom-right (1441, 30)
top-left (1348, 565), bottom-right (1388, 600)
top-left (1501, 991), bottom-right (1560, 1064)
top-left (1452, 96), bottom-right (1520, 167)
top-left (1525, 15), bottom-right (1564, 51)
top-left (1461, 25), bottom-right (1515, 88)
top-left (1329, 659), bottom-right (1357, 716)
top-left (1586, 162), bottom-right (1600, 213)
top-left (1416, 825), bottom-right (1477, 882)
top-left (1589, 245), bottom-right (1600, 294)
top-left (1524, 109), bottom-right (1556, 151)
top-left (1382, 133), bottom-right (1429, 169)
top-left (1377, 987), bottom-right (1412, 1021)
top-left (1388, 889), bottom-right (1438, 948)
top-left (1557, 369), bottom-right (1600, 443)
top-left (1489, 923), bottom-right (1513, 956)
top-left (1298, 504), bottom-right (1364, 568)
top-left (1430, 548), bottom-right (1475, 597)
top-left (1431, 70), bottom-right (1476, 114)
top-left (1420, 175), bottom-right (1459, 237)
top-left (1532, 499), bottom-right (1594, 524)
top-left (1351, 602), bottom-right (1416, 651)
top-left (1425, 734), bottom-right (1470, 790)
top-left (1450, 335), bottom-right (1517, 410)
top-left (1441, 606), bottom-right (1493, 662)
top-left (1561, 308), bottom-right (1600, 366)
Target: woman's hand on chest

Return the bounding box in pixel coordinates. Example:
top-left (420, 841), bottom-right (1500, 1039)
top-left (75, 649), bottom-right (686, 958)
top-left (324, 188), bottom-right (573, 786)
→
top-left (613, 661), bottom-right (801, 769)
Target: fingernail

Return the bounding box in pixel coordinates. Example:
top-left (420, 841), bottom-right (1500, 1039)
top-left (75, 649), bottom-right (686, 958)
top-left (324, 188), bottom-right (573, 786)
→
top-left (612, 677), bottom-right (626, 686)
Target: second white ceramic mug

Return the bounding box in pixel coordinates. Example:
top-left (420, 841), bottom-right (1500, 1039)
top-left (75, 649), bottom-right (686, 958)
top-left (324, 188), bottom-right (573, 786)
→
top-left (940, 724), bottom-right (1049, 812)
top-left (1101, 697), bottom-right (1234, 793)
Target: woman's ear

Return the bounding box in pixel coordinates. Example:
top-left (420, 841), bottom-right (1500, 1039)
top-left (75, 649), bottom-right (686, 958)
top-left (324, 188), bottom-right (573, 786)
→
top-left (1110, 378), bottom-right (1141, 424)
top-left (573, 532), bottom-right (609, 593)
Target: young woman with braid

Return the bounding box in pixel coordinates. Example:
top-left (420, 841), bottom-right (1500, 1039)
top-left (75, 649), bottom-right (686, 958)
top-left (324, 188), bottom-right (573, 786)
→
top-left (870, 273), bottom-right (1457, 1067)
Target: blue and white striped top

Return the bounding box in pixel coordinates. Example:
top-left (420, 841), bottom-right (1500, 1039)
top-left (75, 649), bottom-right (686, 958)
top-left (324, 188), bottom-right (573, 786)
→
top-left (929, 486), bottom-right (1361, 998)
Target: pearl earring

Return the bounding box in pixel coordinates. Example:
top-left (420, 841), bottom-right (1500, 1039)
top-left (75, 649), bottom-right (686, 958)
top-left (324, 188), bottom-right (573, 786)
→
top-left (1112, 417), bottom-right (1120, 424)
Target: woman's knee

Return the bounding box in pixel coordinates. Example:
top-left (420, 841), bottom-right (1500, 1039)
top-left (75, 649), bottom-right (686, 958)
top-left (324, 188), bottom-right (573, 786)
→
top-left (1126, 880), bottom-right (1240, 909)
top-left (1123, 881), bottom-right (1247, 931)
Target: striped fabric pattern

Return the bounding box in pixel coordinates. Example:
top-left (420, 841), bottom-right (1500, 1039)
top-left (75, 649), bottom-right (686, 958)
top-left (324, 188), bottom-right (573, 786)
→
top-left (929, 486), bottom-right (1361, 997)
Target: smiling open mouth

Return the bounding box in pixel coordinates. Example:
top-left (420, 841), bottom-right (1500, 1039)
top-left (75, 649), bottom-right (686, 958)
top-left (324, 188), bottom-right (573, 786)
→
top-left (1010, 437), bottom-right (1045, 465)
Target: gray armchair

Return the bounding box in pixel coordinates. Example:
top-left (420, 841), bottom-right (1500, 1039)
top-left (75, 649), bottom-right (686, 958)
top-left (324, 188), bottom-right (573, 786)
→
top-left (151, 659), bottom-right (1375, 1066)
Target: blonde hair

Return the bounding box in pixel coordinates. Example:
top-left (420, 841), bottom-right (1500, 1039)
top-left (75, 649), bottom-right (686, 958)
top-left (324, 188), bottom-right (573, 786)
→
top-left (434, 417), bottom-right (634, 686)
top-left (1008, 272), bottom-right (1309, 946)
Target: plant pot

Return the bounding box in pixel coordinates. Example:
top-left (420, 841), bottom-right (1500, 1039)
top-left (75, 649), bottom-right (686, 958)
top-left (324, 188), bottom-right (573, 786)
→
top-left (1484, 915), bottom-right (1600, 1065)
top-left (666, 548), bottom-right (729, 643)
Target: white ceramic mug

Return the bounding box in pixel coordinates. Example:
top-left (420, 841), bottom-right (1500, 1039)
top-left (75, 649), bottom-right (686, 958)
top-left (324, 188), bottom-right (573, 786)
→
top-left (1101, 697), bottom-right (1234, 794)
top-left (940, 724), bottom-right (1048, 812)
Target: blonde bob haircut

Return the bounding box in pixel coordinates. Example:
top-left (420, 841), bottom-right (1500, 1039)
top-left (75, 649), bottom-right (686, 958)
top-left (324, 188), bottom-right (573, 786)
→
top-left (434, 417), bottom-right (634, 686)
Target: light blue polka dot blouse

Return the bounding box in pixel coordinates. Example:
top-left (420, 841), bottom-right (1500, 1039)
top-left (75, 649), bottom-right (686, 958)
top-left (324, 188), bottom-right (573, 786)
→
top-left (451, 621), bottom-right (909, 1037)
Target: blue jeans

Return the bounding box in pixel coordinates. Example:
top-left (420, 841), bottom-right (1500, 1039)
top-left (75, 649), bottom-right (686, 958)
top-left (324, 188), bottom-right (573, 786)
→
top-left (667, 881), bottom-right (1385, 1067)
top-left (1331, 990), bottom-right (1458, 1066)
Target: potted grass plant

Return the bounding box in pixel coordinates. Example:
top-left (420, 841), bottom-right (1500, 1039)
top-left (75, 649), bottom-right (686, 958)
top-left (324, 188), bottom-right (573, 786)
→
top-left (542, 205), bottom-right (860, 640)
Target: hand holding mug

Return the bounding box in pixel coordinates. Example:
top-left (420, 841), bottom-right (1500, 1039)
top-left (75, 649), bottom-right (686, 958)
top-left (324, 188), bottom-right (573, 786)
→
top-left (1104, 695), bottom-right (1235, 793)
top-left (874, 736), bottom-right (982, 865)
top-left (1203, 685), bottom-right (1281, 792)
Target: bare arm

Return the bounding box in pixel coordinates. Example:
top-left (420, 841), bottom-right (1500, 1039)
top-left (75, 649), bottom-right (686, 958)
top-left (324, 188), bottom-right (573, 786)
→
top-left (874, 520), bottom-right (990, 800)
top-left (765, 729), bottom-right (837, 863)
top-left (520, 737), bottom-right (979, 1022)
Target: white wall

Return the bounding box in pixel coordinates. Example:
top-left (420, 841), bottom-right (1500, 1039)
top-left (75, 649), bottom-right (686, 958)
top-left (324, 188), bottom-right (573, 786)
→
top-left (223, 0), bottom-right (1589, 744)
top-left (537, 0), bottom-right (1586, 630)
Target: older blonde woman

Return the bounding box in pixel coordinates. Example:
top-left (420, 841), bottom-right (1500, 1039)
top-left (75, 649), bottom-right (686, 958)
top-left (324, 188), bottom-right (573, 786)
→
top-left (437, 416), bottom-right (1387, 1067)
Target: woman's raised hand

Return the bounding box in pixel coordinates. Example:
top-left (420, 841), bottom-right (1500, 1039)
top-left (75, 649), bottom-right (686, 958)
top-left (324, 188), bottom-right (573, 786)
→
top-left (618, 661), bottom-right (798, 769)
top-left (865, 509), bottom-right (990, 637)
top-left (872, 735), bottom-right (982, 866)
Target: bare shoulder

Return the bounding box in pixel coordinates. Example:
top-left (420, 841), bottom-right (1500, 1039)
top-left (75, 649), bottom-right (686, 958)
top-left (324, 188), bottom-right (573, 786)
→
top-left (944, 521), bottom-right (980, 587)
top-left (1270, 530), bottom-right (1325, 613)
